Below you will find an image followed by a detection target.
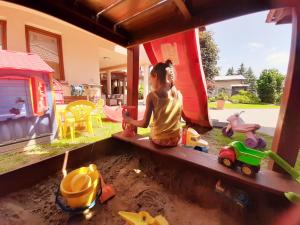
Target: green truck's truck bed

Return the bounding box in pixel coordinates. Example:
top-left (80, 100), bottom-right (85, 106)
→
top-left (229, 141), bottom-right (300, 182)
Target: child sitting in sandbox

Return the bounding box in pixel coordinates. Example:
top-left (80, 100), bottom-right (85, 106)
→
top-left (124, 60), bottom-right (182, 147)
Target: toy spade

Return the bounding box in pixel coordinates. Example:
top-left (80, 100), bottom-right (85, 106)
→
top-left (118, 211), bottom-right (169, 225)
top-left (99, 173), bottom-right (116, 203)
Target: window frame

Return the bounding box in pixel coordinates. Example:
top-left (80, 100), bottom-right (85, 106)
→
top-left (25, 25), bottom-right (65, 80)
top-left (0, 20), bottom-right (7, 50)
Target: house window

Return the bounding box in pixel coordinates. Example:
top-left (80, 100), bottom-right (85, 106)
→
top-left (25, 25), bottom-right (65, 80)
top-left (0, 20), bottom-right (7, 50)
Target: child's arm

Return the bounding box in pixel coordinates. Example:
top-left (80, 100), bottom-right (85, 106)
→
top-left (124, 94), bottom-right (153, 128)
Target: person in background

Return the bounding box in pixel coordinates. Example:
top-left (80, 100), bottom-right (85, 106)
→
top-left (124, 59), bottom-right (182, 147)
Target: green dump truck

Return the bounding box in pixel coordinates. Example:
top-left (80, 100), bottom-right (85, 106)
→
top-left (218, 141), bottom-right (300, 182)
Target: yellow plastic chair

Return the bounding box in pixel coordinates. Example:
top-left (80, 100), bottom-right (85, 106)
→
top-left (91, 99), bottom-right (104, 127)
top-left (63, 100), bottom-right (96, 139)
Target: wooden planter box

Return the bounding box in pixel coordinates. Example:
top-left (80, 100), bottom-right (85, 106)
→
top-left (216, 100), bottom-right (225, 110)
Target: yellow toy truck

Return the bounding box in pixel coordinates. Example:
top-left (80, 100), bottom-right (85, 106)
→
top-left (182, 127), bottom-right (209, 152)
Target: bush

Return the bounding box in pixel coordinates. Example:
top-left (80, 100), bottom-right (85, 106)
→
top-left (138, 85), bottom-right (144, 99)
top-left (216, 92), bottom-right (228, 101)
top-left (230, 90), bottom-right (260, 104)
top-left (257, 69), bottom-right (284, 103)
top-left (276, 92), bottom-right (283, 104)
top-left (208, 96), bottom-right (216, 102)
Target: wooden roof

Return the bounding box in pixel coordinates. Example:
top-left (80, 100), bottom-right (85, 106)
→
top-left (6, 0), bottom-right (300, 47)
top-left (266, 8), bottom-right (292, 24)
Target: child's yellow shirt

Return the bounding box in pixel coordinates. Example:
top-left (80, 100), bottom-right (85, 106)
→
top-left (150, 87), bottom-right (182, 140)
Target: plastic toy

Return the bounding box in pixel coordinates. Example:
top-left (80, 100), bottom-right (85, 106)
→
top-left (91, 98), bottom-right (104, 127)
top-left (98, 171), bottom-right (116, 203)
top-left (62, 100), bottom-right (96, 139)
top-left (285, 192), bottom-right (300, 203)
top-left (118, 211), bottom-right (169, 225)
top-left (0, 51), bottom-right (54, 145)
top-left (182, 127), bottom-right (208, 152)
top-left (122, 106), bottom-right (137, 137)
top-left (215, 180), bottom-right (250, 208)
top-left (218, 141), bottom-right (300, 180)
top-left (56, 164), bottom-right (101, 212)
top-left (222, 111), bottom-right (266, 149)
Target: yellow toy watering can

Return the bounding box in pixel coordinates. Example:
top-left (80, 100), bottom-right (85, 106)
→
top-left (118, 211), bottom-right (169, 225)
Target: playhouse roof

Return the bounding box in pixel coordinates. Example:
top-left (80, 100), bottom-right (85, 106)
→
top-left (0, 50), bottom-right (54, 73)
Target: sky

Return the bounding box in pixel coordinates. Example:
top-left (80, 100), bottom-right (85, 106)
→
top-left (206, 10), bottom-right (292, 77)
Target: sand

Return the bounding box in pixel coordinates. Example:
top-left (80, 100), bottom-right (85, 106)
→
top-left (0, 148), bottom-right (281, 225)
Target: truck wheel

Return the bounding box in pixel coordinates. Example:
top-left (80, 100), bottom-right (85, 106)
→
top-left (194, 146), bottom-right (208, 153)
top-left (222, 127), bottom-right (233, 137)
top-left (219, 157), bottom-right (234, 168)
top-left (254, 165), bottom-right (260, 173)
top-left (241, 164), bottom-right (255, 176)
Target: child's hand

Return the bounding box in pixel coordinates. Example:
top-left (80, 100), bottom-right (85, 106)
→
top-left (123, 115), bottom-right (132, 124)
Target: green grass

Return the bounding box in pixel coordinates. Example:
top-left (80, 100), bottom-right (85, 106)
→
top-left (208, 102), bottom-right (279, 109)
top-left (2, 115), bottom-right (300, 174)
top-left (0, 116), bottom-right (151, 174)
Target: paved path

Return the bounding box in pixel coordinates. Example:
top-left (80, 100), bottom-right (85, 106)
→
top-left (137, 103), bottom-right (279, 136)
top-left (209, 109), bottom-right (280, 136)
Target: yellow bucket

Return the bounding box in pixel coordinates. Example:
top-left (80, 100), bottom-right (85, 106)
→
top-left (60, 164), bottom-right (100, 208)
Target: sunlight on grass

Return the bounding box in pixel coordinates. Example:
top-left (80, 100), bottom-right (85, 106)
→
top-left (3, 115), bottom-right (300, 174)
top-left (208, 102), bottom-right (279, 109)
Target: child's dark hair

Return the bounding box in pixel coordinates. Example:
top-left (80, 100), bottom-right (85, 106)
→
top-left (150, 59), bottom-right (175, 86)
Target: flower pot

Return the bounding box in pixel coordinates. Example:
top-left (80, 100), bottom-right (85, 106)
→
top-left (216, 100), bottom-right (225, 110)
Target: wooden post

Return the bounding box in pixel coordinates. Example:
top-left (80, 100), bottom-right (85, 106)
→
top-left (271, 8), bottom-right (300, 172)
top-left (127, 46), bottom-right (140, 120)
top-left (107, 71), bottom-right (112, 96)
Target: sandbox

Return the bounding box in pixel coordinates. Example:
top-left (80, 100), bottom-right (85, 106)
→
top-left (0, 137), bottom-right (291, 225)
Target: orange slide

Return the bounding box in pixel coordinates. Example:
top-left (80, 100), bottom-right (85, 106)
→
top-left (144, 29), bottom-right (212, 129)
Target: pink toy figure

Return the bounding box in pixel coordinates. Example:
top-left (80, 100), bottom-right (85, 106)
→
top-left (122, 106), bottom-right (136, 137)
top-left (222, 111), bottom-right (266, 149)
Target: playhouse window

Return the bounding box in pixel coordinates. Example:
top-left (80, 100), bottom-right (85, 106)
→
top-left (0, 78), bottom-right (33, 121)
top-left (25, 25), bottom-right (65, 80)
top-left (0, 20), bottom-right (7, 50)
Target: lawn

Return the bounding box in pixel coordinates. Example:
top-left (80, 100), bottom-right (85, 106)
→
top-left (208, 102), bottom-right (279, 109)
top-left (1, 116), bottom-right (299, 175)
top-left (0, 117), bottom-right (148, 174)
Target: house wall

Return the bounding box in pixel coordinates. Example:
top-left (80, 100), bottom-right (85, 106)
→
top-left (214, 80), bottom-right (244, 95)
top-left (0, 2), bottom-right (117, 85)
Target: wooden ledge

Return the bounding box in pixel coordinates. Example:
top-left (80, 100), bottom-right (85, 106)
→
top-left (112, 132), bottom-right (300, 196)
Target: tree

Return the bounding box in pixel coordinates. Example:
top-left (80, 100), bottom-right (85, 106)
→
top-left (199, 31), bottom-right (220, 81)
top-left (237, 63), bottom-right (246, 75)
top-left (226, 67), bottom-right (235, 76)
top-left (274, 72), bottom-right (285, 94)
top-left (257, 69), bottom-right (284, 103)
top-left (244, 67), bottom-right (257, 93)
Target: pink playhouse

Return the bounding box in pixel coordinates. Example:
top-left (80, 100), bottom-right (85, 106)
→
top-left (0, 50), bottom-right (55, 147)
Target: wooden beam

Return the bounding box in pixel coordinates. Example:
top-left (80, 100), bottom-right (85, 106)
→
top-left (172, 0), bottom-right (191, 20)
top-left (0, 20), bottom-right (7, 49)
top-left (100, 63), bottom-right (127, 72)
top-left (271, 7), bottom-right (300, 172)
top-left (113, 132), bottom-right (300, 196)
top-left (127, 0), bottom-right (299, 47)
top-left (127, 46), bottom-right (139, 120)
